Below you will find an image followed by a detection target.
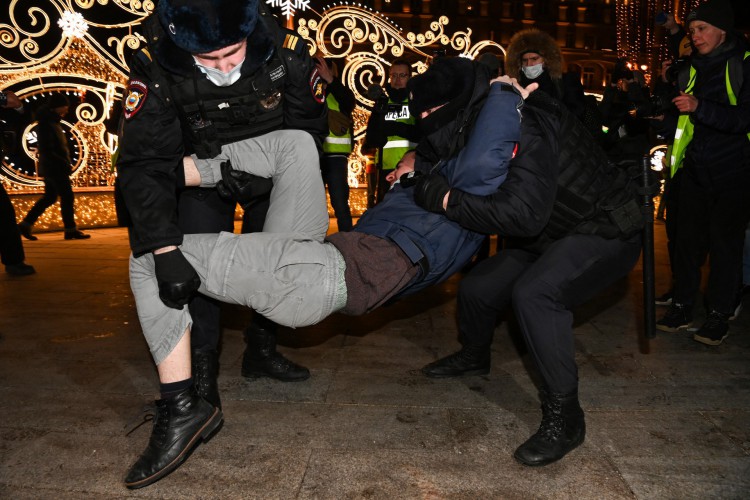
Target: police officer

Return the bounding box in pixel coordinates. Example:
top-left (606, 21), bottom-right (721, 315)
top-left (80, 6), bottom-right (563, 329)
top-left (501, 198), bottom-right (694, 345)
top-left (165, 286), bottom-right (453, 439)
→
top-left (364, 58), bottom-right (420, 203)
top-left (117, 0), bottom-right (326, 488)
top-left (316, 56), bottom-right (355, 231)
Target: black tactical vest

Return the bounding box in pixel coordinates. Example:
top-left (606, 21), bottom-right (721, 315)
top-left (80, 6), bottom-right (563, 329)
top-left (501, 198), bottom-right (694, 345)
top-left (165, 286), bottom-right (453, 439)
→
top-left (165, 53), bottom-right (288, 158)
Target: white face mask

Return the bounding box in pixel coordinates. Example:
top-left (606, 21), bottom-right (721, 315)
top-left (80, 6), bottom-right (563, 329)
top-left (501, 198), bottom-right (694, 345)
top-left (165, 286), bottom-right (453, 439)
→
top-left (194, 58), bottom-right (245, 87)
top-left (522, 63), bottom-right (545, 80)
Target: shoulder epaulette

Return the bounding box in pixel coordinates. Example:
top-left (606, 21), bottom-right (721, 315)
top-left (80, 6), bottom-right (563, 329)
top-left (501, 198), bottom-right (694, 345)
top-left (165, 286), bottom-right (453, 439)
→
top-left (281, 31), bottom-right (305, 55)
top-left (135, 48), bottom-right (153, 65)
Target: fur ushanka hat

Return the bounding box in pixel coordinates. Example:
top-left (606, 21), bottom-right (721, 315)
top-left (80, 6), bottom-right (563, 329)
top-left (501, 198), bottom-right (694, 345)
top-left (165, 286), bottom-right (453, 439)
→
top-left (505, 28), bottom-right (564, 80)
top-left (157, 0), bottom-right (260, 54)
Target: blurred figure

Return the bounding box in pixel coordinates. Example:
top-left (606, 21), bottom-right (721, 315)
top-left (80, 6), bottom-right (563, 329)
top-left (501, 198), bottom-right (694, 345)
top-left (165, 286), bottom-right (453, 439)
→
top-left (656, 11), bottom-right (687, 60)
top-left (364, 58), bottom-right (420, 203)
top-left (599, 59), bottom-right (652, 163)
top-left (316, 56), bottom-right (355, 231)
top-left (656, 0), bottom-right (750, 346)
top-left (18, 93), bottom-right (89, 241)
top-left (0, 90), bottom-right (35, 275)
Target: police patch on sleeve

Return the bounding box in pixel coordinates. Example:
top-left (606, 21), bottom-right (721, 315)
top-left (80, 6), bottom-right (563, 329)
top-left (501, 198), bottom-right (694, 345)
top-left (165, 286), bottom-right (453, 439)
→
top-left (309, 68), bottom-right (325, 104)
top-left (123, 80), bottom-right (148, 119)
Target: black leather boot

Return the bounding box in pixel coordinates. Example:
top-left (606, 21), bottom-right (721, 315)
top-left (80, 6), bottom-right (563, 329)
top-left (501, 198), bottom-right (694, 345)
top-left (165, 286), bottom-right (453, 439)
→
top-left (192, 349), bottom-right (221, 409)
top-left (124, 386), bottom-right (223, 489)
top-left (513, 389), bottom-right (586, 466)
top-left (241, 317), bottom-right (310, 382)
top-left (421, 344), bottom-right (490, 378)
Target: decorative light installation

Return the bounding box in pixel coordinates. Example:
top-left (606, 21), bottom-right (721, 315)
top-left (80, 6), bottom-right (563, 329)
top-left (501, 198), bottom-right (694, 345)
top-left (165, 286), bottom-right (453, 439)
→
top-left (2, 0), bottom-right (503, 225)
top-left (267, 0), bottom-right (311, 20)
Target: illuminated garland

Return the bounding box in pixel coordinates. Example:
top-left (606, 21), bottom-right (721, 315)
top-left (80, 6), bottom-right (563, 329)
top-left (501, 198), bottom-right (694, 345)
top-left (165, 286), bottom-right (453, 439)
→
top-left (2, 0), bottom-right (504, 225)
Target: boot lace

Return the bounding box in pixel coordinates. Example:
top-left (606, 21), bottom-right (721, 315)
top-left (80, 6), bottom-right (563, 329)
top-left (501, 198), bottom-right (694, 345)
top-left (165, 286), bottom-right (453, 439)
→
top-left (123, 402), bottom-right (156, 437)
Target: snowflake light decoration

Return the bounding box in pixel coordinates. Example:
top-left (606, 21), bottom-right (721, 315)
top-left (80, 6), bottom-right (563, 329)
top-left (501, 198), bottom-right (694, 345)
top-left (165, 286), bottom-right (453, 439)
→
top-left (57, 11), bottom-right (89, 38)
top-left (266, 0), bottom-right (310, 20)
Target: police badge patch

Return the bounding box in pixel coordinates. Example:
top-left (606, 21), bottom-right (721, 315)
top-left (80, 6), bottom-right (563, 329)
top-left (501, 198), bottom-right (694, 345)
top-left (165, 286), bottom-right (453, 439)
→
top-left (309, 68), bottom-right (325, 104)
top-left (124, 80), bottom-right (148, 119)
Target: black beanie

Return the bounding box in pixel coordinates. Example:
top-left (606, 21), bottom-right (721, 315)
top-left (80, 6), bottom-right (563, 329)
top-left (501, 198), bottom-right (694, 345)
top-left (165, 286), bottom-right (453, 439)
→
top-left (408, 57), bottom-right (476, 117)
top-left (48, 93), bottom-right (69, 109)
top-left (157, 0), bottom-right (259, 54)
top-left (686, 0), bottom-right (734, 33)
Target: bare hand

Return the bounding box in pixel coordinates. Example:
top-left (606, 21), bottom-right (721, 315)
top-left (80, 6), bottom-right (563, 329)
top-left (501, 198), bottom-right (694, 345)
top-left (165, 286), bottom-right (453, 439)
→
top-left (491, 75), bottom-right (539, 99)
top-left (314, 56), bottom-right (334, 84)
top-left (672, 91), bottom-right (698, 113)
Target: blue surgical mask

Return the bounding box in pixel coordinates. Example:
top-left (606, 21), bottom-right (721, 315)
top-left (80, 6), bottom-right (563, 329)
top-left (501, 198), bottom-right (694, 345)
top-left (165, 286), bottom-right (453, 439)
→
top-left (522, 63), bottom-right (544, 80)
top-left (193, 58), bottom-right (245, 87)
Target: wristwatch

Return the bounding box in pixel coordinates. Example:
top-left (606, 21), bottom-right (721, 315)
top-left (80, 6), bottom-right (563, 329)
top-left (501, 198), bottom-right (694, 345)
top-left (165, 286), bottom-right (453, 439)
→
top-left (0, 91), bottom-right (7, 108)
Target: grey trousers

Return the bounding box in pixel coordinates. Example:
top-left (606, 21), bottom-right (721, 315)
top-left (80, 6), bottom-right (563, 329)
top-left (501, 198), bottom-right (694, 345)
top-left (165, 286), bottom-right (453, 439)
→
top-left (130, 130), bottom-right (342, 364)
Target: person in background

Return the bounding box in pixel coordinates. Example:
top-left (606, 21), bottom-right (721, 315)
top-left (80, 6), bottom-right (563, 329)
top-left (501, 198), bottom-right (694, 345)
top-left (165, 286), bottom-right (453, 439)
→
top-left (656, 11), bottom-right (688, 60)
top-left (316, 56), bottom-right (355, 232)
top-left (18, 93), bottom-right (90, 241)
top-left (0, 90), bottom-right (35, 275)
top-left (656, 0), bottom-right (750, 345)
top-left (364, 58), bottom-right (420, 203)
top-left (505, 28), bottom-right (587, 124)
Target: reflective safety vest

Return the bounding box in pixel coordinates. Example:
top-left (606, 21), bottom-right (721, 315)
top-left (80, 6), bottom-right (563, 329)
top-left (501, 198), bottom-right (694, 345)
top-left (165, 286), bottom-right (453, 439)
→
top-left (323, 93), bottom-right (353, 155)
top-left (376, 96), bottom-right (417, 170)
top-left (670, 51), bottom-right (750, 177)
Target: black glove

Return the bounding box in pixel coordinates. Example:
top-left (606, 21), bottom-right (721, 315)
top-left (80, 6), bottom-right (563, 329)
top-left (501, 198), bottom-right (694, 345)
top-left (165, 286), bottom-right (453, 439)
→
top-left (413, 173), bottom-right (450, 214)
top-left (398, 170), bottom-right (423, 188)
top-left (153, 249), bottom-right (201, 310)
top-left (215, 160), bottom-right (274, 209)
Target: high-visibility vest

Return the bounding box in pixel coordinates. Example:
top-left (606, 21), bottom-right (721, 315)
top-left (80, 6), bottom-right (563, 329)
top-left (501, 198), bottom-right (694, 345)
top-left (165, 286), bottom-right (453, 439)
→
top-left (376, 96), bottom-right (417, 171)
top-left (323, 94), bottom-right (353, 155)
top-left (670, 51), bottom-right (750, 177)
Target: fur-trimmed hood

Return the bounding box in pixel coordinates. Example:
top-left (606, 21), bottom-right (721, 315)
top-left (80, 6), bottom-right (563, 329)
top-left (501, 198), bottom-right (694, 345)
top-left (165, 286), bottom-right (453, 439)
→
top-left (506, 28), bottom-right (564, 80)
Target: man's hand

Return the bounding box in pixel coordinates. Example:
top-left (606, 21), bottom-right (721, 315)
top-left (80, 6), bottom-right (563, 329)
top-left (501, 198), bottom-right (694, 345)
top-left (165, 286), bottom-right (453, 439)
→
top-left (414, 173), bottom-right (451, 214)
top-left (215, 160), bottom-right (274, 209)
top-left (314, 56), bottom-right (334, 84)
top-left (673, 91), bottom-right (699, 113)
top-left (491, 75), bottom-right (539, 99)
top-left (153, 248), bottom-right (200, 310)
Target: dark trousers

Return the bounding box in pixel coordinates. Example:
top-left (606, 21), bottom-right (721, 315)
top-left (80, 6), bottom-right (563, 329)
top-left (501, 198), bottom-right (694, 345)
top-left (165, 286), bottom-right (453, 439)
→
top-left (321, 155), bottom-right (352, 231)
top-left (457, 234), bottom-right (641, 394)
top-left (672, 172), bottom-right (750, 313)
top-left (178, 188), bottom-right (236, 351)
top-left (178, 186), bottom-right (272, 350)
top-left (663, 169), bottom-right (683, 283)
top-left (23, 173), bottom-right (76, 229)
top-left (0, 183), bottom-right (25, 266)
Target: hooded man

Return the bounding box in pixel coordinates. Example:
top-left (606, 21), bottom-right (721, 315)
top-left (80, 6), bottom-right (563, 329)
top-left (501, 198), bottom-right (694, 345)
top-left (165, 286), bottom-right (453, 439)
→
top-left (505, 28), bottom-right (587, 124)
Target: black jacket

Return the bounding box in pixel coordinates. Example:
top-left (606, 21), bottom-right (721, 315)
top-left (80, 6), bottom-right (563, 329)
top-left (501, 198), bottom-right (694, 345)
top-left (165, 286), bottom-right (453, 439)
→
top-left (35, 107), bottom-right (71, 178)
top-left (117, 12), bottom-right (327, 256)
top-left (684, 37), bottom-right (750, 189)
top-left (444, 92), bottom-right (626, 254)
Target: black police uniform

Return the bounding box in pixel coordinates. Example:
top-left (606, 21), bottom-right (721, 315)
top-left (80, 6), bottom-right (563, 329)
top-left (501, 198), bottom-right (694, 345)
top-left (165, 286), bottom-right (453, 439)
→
top-left (117, 8), bottom-right (327, 379)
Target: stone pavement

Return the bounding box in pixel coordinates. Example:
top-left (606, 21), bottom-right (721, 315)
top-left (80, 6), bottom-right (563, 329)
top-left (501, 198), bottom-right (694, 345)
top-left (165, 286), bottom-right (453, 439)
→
top-left (1, 225), bottom-right (748, 499)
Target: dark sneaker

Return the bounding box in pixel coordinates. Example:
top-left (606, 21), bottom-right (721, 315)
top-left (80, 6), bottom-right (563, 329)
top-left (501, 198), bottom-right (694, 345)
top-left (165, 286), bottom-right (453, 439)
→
top-left (656, 303), bottom-right (693, 332)
top-left (64, 229), bottom-right (90, 240)
top-left (693, 311), bottom-right (729, 346)
top-left (421, 346), bottom-right (490, 378)
top-left (654, 290), bottom-right (673, 306)
top-left (5, 262), bottom-right (36, 276)
top-left (18, 222), bottom-right (37, 241)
